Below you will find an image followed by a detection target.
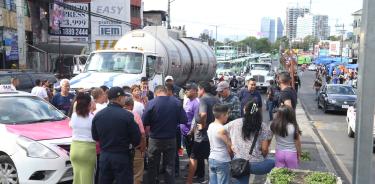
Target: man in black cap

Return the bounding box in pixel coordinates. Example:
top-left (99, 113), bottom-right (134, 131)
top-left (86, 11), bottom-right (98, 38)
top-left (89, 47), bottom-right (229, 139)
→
top-left (92, 86), bottom-right (141, 184)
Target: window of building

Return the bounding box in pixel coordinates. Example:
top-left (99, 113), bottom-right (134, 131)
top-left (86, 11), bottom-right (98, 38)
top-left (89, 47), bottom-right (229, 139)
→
top-left (131, 5), bottom-right (141, 18)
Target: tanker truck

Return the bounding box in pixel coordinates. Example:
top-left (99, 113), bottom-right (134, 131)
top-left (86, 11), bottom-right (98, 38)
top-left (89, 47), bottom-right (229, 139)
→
top-left (69, 26), bottom-right (217, 91)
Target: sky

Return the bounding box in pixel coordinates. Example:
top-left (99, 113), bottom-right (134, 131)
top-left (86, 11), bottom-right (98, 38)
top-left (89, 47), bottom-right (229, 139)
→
top-left (143, 0), bottom-right (363, 41)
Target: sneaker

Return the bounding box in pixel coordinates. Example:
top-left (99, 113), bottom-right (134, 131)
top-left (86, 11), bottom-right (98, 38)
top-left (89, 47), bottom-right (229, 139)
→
top-left (193, 177), bottom-right (206, 183)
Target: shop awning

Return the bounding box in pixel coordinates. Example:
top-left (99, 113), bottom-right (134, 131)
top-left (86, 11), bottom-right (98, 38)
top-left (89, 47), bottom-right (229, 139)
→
top-left (29, 43), bottom-right (86, 55)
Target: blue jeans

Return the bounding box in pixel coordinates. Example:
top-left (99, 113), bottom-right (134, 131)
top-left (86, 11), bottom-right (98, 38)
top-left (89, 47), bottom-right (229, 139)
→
top-left (209, 159), bottom-right (231, 184)
top-left (267, 101), bottom-right (275, 121)
top-left (233, 159), bottom-right (275, 184)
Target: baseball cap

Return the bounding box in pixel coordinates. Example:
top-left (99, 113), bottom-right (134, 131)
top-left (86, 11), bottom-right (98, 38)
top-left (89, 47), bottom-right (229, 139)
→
top-left (216, 81), bottom-right (230, 92)
top-left (107, 87), bottom-right (126, 100)
top-left (165, 76), bottom-right (174, 82)
top-left (185, 83), bottom-right (198, 90)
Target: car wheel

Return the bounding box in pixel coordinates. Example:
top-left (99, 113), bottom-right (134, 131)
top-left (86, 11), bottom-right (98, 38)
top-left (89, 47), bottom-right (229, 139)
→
top-left (347, 123), bottom-right (355, 138)
top-left (0, 155), bottom-right (19, 184)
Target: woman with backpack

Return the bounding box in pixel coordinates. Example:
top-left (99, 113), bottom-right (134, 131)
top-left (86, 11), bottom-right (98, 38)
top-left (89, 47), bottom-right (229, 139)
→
top-left (225, 100), bottom-right (275, 184)
top-left (271, 105), bottom-right (302, 169)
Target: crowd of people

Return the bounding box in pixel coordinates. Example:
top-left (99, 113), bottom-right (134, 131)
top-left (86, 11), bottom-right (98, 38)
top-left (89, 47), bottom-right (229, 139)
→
top-left (314, 64), bottom-right (358, 86)
top-left (17, 71), bottom-right (304, 184)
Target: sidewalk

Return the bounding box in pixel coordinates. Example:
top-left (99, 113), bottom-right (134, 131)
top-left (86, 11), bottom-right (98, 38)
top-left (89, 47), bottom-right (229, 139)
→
top-left (173, 100), bottom-right (337, 184)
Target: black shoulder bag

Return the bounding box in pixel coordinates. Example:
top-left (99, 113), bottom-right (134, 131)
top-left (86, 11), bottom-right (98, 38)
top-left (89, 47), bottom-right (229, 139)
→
top-left (230, 130), bottom-right (260, 178)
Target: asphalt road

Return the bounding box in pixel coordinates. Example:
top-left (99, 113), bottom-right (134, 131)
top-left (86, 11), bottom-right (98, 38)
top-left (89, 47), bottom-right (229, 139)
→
top-left (298, 70), bottom-right (375, 183)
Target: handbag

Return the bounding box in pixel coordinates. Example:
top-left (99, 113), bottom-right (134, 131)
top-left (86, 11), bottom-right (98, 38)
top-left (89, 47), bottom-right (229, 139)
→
top-left (230, 130), bottom-right (260, 178)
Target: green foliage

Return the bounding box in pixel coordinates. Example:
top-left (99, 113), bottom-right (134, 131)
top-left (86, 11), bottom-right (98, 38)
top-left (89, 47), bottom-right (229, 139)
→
top-left (328, 36), bottom-right (341, 41)
top-left (305, 172), bottom-right (337, 184)
top-left (301, 151), bottom-right (312, 161)
top-left (268, 168), bottom-right (296, 184)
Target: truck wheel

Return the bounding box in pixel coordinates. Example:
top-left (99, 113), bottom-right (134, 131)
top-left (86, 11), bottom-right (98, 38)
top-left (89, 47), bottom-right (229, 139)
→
top-left (0, 155), bottom-right (19, 184)
top-left (347, 123), bottom-right (355, 138)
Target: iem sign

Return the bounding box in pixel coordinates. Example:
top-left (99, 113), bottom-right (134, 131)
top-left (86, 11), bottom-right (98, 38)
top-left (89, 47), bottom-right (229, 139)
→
top-left (99, 25), bottom-right (122, 36)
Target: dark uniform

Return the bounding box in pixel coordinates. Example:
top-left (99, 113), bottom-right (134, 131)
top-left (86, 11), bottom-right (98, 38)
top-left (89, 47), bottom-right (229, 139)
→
top-left (92, 101), bottom-right (141, 184)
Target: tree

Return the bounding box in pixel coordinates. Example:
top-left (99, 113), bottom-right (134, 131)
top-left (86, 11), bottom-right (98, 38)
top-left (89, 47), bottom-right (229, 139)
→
top-left (328, 35), bottom-right (340, 41)
top-left (199, 30), bottom-right (215, 46)
top-left (272, 36), bottom-right (289, 51)
top-left (239, 36), bottom-right (258, 52)
top-left (255, 38), bottom-right (272, 53)
top-left (302, 35), bottom-right (319, 51)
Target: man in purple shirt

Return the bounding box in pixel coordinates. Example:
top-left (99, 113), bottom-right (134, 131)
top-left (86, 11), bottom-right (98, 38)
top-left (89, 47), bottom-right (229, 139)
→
top-left (181, 83), bottom-right (200, 157)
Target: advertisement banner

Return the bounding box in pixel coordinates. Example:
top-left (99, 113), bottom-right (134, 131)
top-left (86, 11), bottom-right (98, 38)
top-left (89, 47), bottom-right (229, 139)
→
top-left (91, 0), bottom-right (131, 50)
top-left (49, 1), bottom-right (89, 43)
top-left (329, 41), bottom-right (341, 56)
top-left (3, 29), bottom-right (18, 61)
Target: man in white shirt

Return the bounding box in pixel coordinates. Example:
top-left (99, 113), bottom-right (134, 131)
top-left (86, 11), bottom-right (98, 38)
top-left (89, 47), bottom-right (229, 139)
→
top-left (31, 79), bottom-right (48, 101)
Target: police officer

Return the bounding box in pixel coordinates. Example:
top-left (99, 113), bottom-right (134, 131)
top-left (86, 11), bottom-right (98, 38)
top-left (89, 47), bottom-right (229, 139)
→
top-left (92, 87), bottom-right (141, 184)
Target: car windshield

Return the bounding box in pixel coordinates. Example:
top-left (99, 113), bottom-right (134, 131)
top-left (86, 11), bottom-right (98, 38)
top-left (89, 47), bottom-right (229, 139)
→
top-left (251, 64), bottom-right (270, 70)
top-left (0, 96), bottom-right (66, 124)
top-left (85, 52), bottom-right (143, 73)
top-left (327, 85), bottom-right (355, 95)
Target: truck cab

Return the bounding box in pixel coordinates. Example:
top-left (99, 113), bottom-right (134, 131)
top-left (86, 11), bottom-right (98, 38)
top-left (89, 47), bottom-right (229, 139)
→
top-left (69, 49), bottom-right (163, 91)
top-left (246, 62), bottom-right (274, 90)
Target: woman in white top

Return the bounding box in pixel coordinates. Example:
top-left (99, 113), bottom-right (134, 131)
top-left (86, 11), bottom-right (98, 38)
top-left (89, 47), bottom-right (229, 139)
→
top-left (131, 85), bottom-right (146, 117)
top-left (70, 92), bottom-right (96, 184)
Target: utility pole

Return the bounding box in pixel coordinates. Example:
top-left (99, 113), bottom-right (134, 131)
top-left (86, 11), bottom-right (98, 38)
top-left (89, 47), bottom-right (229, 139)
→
top-left (335, 23), bottom-right (346, 63)
top-left (353, 0), bottom-right (375, 183)
top-left (16, 0), bottom-right (26, 69)
top-left (167, 0), bottom-right (176, 29)
top-left (88, 3), bottom-right (92, 52)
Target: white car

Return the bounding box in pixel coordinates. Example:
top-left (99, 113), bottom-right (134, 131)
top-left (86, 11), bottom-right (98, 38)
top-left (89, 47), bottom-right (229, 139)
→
top-left (346, 104), bottom-right (375, 145)
top-left (308, 64), bottom-right (317, 71)
top-left (0, 85), bottom-right (72, 183)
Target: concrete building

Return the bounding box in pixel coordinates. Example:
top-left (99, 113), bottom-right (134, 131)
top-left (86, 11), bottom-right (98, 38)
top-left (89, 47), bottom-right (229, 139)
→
top-left (297, 14), bottom-right (314, 40)
top-left (276, 17), bottom-right (284, 39)
top-left (131, 0), bottom-right (143, 30)
top-left (352, 9), bottom-right (362, 62)
top-left (143, 10), bottom-right (167, 26)
top-left (286, 7), bottom-right (310, 40)
top-left (313, 15), bottom-right (330, 40)
top-left (260, 17), bottom-right (275, 42)
top-left (0, 0), bottom-right (32, 69)
top-left (296, 14), bottom-right (330, 41)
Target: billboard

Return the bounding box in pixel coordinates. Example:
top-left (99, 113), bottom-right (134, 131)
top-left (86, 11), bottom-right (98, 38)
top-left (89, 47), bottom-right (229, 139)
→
top-left (49, 1), bottom-right (89, 43)
top-left (91, 0), bottom-right (131, 50)
top-left (329, 41), bottom-right (341, 56)
top-left (3, 29), bottom-right (18, 61)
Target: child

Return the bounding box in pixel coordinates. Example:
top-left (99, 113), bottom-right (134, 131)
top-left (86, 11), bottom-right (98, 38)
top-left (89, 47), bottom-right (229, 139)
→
top-left (207, 104), bottom-right (233, 184)
top-left (271, 105), bottom-right (302, 169)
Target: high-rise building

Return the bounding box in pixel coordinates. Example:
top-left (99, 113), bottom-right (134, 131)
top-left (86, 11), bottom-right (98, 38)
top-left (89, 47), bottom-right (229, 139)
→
top-left (296, 14), bottom-right (329, 40)
top-left (313, 15), bottom-right (329, 40)
top-left (276, 17), bottom-right (284, 39)
top-left (297, 14), bottom-right (314, 40)
top-left (260, 17), bottom-right (275, 42)
top-left (286, 7), bottom-right (310, 40)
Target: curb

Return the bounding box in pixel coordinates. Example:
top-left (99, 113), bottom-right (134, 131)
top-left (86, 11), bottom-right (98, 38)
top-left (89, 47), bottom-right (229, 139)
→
top-left (299, 98), bottom-right (352, 183)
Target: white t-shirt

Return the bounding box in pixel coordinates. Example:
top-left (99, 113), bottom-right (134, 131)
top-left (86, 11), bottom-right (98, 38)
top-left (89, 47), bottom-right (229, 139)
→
top-left (133, 101), bottom-right (145, 117)
top-left (31, 86), bottom-right (48, 99)
top-left (208, 122), bottom-right (231, 162)
top-left (70, 113), bottom-right (95, 142)
top-left (93, 103), bottom-right (107, 114)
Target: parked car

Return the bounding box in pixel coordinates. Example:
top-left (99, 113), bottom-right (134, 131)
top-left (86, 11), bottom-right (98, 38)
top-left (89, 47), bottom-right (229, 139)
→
top-left (346, 103), bottom-right (375, 146)
top-left (317, 84), bottom-right (357, 113)
top-left (0, 71), bottom-right (58, 92)
top-left (308, 64), bottom-right (317, 71)
top-left (0, 85), bottom-right (72, 183)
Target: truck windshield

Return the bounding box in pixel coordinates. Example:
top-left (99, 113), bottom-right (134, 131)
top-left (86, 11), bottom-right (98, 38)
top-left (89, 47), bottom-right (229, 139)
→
top-left (251, 64), bottom-right (270, 71)
top-left (85, 52), bottom-right (143, 73)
